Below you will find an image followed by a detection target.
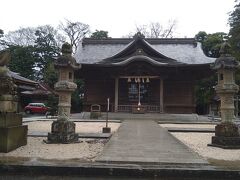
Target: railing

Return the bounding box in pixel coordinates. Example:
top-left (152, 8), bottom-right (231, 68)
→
top-left (118, 105), bottom-right (132, 112)
top-left (117, 105), bottom-right (160, 113)
top-left (146, 105), bottom-right (160, 113)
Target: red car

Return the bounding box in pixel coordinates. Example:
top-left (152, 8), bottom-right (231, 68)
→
top-left (24, 103), bottom-right (50, 114)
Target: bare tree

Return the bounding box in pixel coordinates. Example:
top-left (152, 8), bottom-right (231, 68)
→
top-left (161, 19), bottom-right (177, 38)
top-left (2, 26), bottom-right (65, 49)
top-left (149, 22), bottom-right (163, 38)
top-left (58, 19), bottom-right (90, 53)
top-left (126, 20), bottom-right (177, 38)
top-left (3, 27), bottom-right (36, 46)
top-left (135, 24), bottom-right (150, 37)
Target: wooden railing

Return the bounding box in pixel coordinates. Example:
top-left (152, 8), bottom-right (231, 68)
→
top-left (146, 105), bottom-right (160, 113)
top-left (117, 105), bottom-right (160, 113)
top-left (117, 105), bottom-right (132, 112)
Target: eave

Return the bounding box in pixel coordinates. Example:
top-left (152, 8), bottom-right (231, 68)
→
top-left (97, 34), bottom-right (180, 65)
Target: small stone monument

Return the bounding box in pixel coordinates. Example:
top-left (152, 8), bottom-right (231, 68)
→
top-left (46, 43), bottom-right (81, 143)
top-left (209, 42), bottom-right (240, 149)
top-left (0, 50), bottom-right (27, 152)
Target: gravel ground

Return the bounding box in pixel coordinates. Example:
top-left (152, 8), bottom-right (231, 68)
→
top-left (1, 122), bottom-right (240, 162)
top-left (0, 122), bottom-right (120, 161)
top-left (26, 121), bottom-right (120, 133)
top-left (160, 124), bottom-right (240, 161)
top-left (172, 133), bottom-right (240, 161)
top-left (0, 137), bottom-right (106, 161)
top-left (160, 124), bottom-right (215, 129)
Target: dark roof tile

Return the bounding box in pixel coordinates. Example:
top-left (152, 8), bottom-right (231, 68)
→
top-left (75, 37), bottom-right (215, 65)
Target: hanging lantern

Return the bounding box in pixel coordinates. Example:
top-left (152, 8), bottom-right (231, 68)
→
top-left (142, 78), bottom-right (145, 83)
top-left (135, 78), bottom-right (138, 83)
top-left (127, 77), bottom-right (131, 82)
top-left (138, 78), bottom-right (141, 83)
top-left (146, 78), bottom-right (150, 83)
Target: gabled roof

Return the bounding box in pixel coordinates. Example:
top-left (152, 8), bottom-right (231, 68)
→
top-left (99, 34), bottom-right (182, 66)
top-left (21, 83), bottom-right (57, 96)
top-left (9, 71), bottom-right (37, 85)
top-left (75, 35), bottom-right (215, 65)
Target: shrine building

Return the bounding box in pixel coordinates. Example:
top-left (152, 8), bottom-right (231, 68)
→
top-left (75, 33), bottom-right (215, 114)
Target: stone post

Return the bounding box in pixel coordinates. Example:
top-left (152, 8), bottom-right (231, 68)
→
top-left (0, 50), bottom-right (27, 152)
top-left (46, 43), bottom-right (81, 143)
top-left (209, 42), bottom-right (240, 149)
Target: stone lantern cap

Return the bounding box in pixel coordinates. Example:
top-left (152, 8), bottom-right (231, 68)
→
top-left (0, 50), bottom-right (11, 77)
top-left (55, 43), bottom-right (81, 70)
top-left (212, 42), bottom-right (239, 70)
top-left (0, 50), bottom-right (11, 66)
top-left (0, 50), bottom-right (17, 96)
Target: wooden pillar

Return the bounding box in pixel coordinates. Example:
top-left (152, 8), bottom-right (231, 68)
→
top-left (114, 77), bottom-right (119, 112)
top-left (160, 78), bottom-right (164, 113)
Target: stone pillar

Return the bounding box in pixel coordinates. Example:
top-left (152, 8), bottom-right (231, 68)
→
top-left (0, 50), bottom-right (27, 152)
top-left (46, 43), bottom-right (81, 144)
top-left (114, 77), bottom-right (119, 112)
top-left (209, 42), bottom-right (240, 149)
top-left (160, 78), bottom-right (164, 113)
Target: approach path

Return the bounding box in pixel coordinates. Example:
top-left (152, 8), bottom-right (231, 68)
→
top-left (97, 119), bottom-right (208, 165)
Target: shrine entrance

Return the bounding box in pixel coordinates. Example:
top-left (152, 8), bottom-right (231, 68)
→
top-left (116, 76), bottom-right (163, 113)
top-left (77, 34), bottom-right (214, 114)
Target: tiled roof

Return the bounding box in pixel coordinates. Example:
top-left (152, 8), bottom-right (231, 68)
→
top-left (75, 38), bottom-right (215, 65)
top-left (9, 71), bottom-right (37, 84)
top-left (21, 83), bottom-right (56, 96)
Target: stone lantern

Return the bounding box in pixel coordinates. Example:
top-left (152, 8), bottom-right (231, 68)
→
top-left (0, 50), bottom-right (27, 152)
top-left (209, 42), bottom-right (240, 148)
top-left (47, 43), bottom-right (81, 143)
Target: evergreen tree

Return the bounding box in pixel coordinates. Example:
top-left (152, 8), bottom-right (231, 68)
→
top-left (7, 45), bottom-right (36, 80)
top-left (194, 31), bottom-right (228, 114)
top-left (229, 0), bottom-right (240, 60)
top-left (195, 31), bottom-right (227, 58)
top-left (33, 25), bottom-right (61, 80)
top-left (43, 62), bottom-right (58, 89)
top-left (91, 30), bottom-right (109, 39)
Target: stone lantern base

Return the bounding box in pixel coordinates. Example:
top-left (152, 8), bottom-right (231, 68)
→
top-left (208, 122), bottom-right (240, 149)
top-left (0, 112), bottom-right (28, 152)
top-left (46, 119), bottom-right (79, 144)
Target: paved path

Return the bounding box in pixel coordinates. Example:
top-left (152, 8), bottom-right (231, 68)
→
top-left (97, 119), bottom-right (208, 165)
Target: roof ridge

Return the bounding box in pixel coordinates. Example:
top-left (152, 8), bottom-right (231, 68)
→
top-left (82, 38), bottom-right (197, 45)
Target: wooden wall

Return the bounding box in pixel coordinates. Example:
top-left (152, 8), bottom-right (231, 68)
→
top-left (163, 80), bottom-right (195, 113)
top-left (83, 78), bottom-right (115, 112)
top-left (83, 77), bottom-right (196, 114)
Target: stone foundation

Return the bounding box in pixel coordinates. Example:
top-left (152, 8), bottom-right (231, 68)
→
top-left (208, 123), bottom-right (240, 149)
top-left (215, 123), bottom-right (240, 137)
top-left (0, 112), bottom-right (28, 152)
top-left (46, 120), bottom-right (79, 143)
top-left (209, 136), bottom-right (240, 149)
top-left (0, 112), bottom-right (22, 127)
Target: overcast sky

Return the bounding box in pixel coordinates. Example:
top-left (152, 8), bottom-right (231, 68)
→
top-left (0, 0), bottom-right (236, 38)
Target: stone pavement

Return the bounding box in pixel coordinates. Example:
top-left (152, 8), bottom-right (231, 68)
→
top-left (97, 119), bottom-right (208, 165)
